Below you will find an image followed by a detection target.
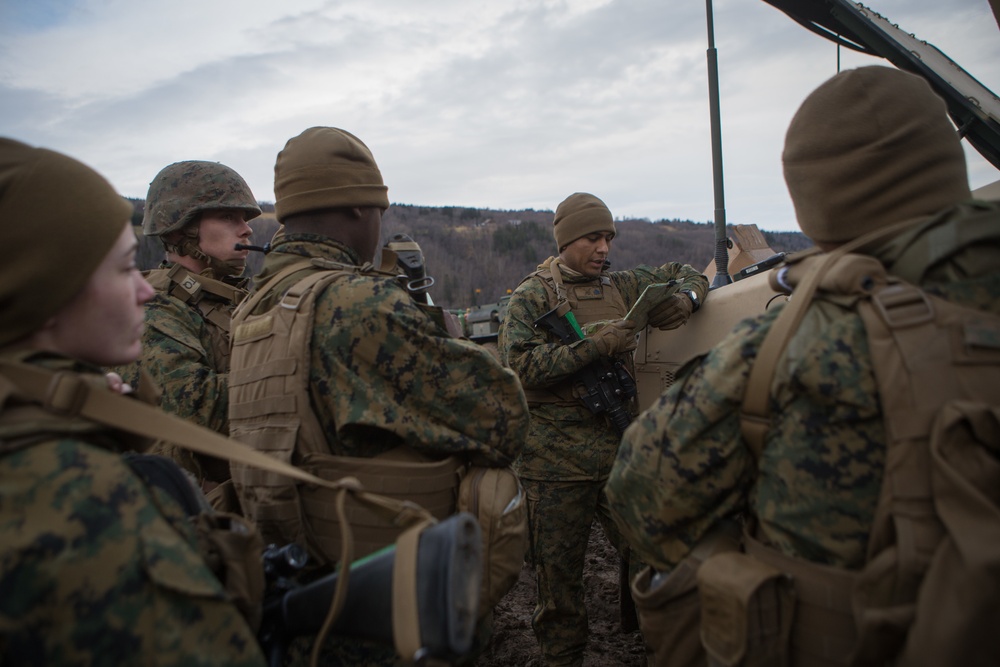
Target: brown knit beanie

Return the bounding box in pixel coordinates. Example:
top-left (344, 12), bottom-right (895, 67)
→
top-left (274, 127), bottom-right (389, 222)
top-left (782, 66), bottom-right (970, 245)
top-left (553, 192), bottom-right (616, 249)
top-left (0, 138), bottom-right (133, 348)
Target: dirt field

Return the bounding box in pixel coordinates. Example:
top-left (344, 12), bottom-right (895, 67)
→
top-left (473, 523), bottom-right (647, 667)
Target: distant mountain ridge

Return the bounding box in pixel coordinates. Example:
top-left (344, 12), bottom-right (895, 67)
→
top-left (129, 198), bottom-right (812, 311)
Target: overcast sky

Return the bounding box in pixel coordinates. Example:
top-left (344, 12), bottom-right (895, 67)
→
top-left (2, 0), bottom-right (998, 233)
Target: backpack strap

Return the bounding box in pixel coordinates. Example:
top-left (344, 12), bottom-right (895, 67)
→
top-left (739, 217), bottom-right (924, 461)
top-left (740, 249), bottom-right (838, 459)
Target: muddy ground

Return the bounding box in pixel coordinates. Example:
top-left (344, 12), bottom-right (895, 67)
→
top-left (473, 523), bottom-right (647, 667)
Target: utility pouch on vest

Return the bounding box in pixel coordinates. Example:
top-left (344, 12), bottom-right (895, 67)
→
top-left (297, 451), bottom-right (463, 563)
top-left (456, 465), bottom-right (529, 618)
top-left (697, 551), bottom-right (795, 667)
top-left (633, 520), bottom-right (741, 667)
top-left (194, 511), bottom-right (266, 632)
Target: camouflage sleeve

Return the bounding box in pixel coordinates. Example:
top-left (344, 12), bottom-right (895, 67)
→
top-left (605, 313), bottom-right (767, 572)
top-left (136, 293), bottom-right (230, 434)
top-left (0, 439), bottom-right (266, 666)
top-left (312, 275), bottom-right (528, 465)
top-left (499, 276), bottom-right (602, 388)
top-left (609, 262), bottom-right (709, 306)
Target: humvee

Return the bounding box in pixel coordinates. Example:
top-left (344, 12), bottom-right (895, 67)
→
top-left (634, 0), bottom-right (1000, 411)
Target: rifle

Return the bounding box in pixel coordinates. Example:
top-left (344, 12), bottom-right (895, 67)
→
top-left (533, 304), bottom-right (638, 436)
top-left (258, 513), bottom-right (483, 667)
top-left (386, 233), bottom-right (435, 304)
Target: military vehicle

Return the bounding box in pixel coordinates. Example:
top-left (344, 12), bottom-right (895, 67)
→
top-left (633, 0), bottom-right (1000, 411)
top-left (452, 296), bottom-right (511, 344)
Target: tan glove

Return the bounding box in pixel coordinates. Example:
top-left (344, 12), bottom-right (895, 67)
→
top-left (589, 319), bottom-right (638, 357)
top-left (647, 293), bottom-right (694, 330)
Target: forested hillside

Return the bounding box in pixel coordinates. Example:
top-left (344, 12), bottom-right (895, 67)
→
top-left (130, 198), bottom-right (812, 311)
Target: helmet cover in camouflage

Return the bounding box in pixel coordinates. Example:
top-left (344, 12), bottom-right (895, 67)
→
top-left (142, 160), bottom-right (261, 237)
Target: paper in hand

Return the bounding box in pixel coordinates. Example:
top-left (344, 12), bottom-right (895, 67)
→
top-left (624, 281), bottom-right (680, 329)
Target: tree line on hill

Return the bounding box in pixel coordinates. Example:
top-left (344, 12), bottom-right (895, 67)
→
top-left (128, 198), bottom-right (812, 311)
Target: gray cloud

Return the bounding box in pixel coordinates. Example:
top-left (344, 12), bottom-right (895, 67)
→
top-left (1, 0), bottom-right (997, 232)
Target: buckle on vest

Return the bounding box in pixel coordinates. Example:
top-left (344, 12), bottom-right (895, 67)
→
top-left (44, 371), bottom-right (89, 417)
top-left (279, 292), bottom-right (305, 311)
top-left (871, 284), bottom-right (934, 329)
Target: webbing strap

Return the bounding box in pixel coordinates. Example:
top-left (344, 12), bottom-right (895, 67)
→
top-left (393, 519), bottom-right (433, 662)
top-left (233, 259), bottom-right (316, 319)
top-left (0, 360), bottom-right (433, 527)
top-left (165, 263), bottom-right (246, 309)
top-left (740, 251), bottom-right (841, 459)
top-left (739, 217), bottom-right (928, 461)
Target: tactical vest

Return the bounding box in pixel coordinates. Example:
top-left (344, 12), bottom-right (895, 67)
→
top-left (696, 216), bottom-right (1000, 666)
top-left (146, 264), bottom-right (247, 369)
top-left (520, 257), bottom-right (629, 406)
top-left (227, 259), bottom-right (463, 565)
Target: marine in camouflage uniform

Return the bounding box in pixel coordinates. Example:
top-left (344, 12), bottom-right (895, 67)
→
top-left (0, 138), bottom-right (265, 666)
top-left (606, 67), bottom-right (1000, 659)
top-left (230, 127), bottom-right (529, 666)
top-left (240, 234), bottom-right (527, 462)
top-left (113, 161), bottom-right (261, 488)
top-left (499, 193), bottom-right (708, 667)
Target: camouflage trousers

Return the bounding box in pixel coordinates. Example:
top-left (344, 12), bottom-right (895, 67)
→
top-left (523, 477), bottom-right (634, 667)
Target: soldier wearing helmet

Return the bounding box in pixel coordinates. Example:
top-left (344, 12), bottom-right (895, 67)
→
top-left (113, 160), bottom-right (261, 499)
top-left (0, 138), bottom-right (267, 666)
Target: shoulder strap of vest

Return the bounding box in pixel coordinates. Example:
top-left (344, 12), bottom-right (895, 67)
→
top-left (522, 258), bottom-right (564, 307)
top-left (165, 263), bottom-right (246, 304)
top-left (234, 255), bottom-right (392, 324)
top-left (739, 216), bottom-right (927, 461)
top-left (0, 359), bottom-right (434, 528)
top-left (232, 259), bottom-right (317, 322)
top-left (163, 264), bottom-right (247, 332)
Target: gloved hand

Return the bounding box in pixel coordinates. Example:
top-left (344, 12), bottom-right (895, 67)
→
top-left (647, 293), bottom-right (694, 330)
top-left (589, 319), bottom-right (638, 357)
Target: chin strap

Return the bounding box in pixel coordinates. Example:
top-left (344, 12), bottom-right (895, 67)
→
top-left (164, 230), bottom-right (246, 279)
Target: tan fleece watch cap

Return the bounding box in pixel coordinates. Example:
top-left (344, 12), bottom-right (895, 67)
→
top-left (0, 138), bottom-right (133, 348)
top-left (273, 126), bottom-right (390, 222)
top-left (553, 192), bottom-right (616, 249)
top-left (782, 66), bottom-right (970, 245)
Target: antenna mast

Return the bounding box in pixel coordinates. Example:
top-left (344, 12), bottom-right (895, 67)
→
top-left (706, 0), bottom-right (732, 288)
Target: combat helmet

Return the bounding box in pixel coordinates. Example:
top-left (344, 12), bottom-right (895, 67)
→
top-left (143, 160), bottom-right (261, 237)
top-left (143, 160), bottom-right (261, 277)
